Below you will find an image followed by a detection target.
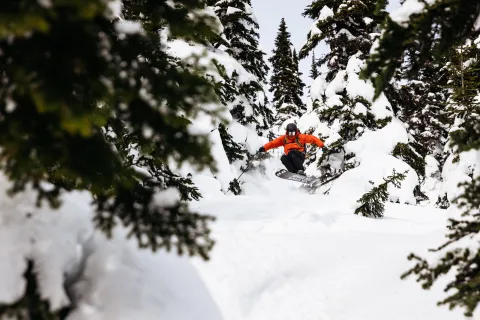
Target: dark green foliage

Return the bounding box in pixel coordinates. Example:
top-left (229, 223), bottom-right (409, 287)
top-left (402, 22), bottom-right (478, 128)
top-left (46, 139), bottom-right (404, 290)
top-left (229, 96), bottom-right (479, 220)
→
top-left (218, 123), bottom-right (246, 164)
top-left (356, 180), bottom-right (389, 218)
top-left (375, 116), bottom-right (393, 128)
top-left (313, 93), bottom-right (388, 175)
top-left (212, 63), bottom-right (247, 124)
top-left (269, 18), bottom-right (306, 124)
top-left (436, 193), bottom-right (450, 209)
top-left (310, 52), bottom-right (319, 80)
top-left (228, 178), bottom-right (242, 195)
top-left (392, 143), bottom-right (426, 177)
top-left (209, 0), bottom-right (273, 132)
top-left (361, 0), bottom-right (480, 99)
top-left (0, 260), bottom-right (70, 320)
top-left (355, 170), bottom-right (408, 218)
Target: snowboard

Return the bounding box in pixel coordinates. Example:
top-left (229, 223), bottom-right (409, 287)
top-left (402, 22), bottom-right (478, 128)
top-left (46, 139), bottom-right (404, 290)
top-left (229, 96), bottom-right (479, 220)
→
top-left (275, 169), bottom-right (342, 192)
top-left (275, 169), bottom-right (319, 185)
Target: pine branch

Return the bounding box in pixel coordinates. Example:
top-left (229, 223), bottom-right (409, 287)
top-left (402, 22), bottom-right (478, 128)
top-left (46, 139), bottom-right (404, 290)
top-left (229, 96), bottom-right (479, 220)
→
top-left (354, 169), bottom-right (408, 218)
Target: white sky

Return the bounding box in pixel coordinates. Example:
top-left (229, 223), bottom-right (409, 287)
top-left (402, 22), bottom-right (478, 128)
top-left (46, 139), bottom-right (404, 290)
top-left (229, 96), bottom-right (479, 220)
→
top-left (251, 0), bottom-right (401, 98)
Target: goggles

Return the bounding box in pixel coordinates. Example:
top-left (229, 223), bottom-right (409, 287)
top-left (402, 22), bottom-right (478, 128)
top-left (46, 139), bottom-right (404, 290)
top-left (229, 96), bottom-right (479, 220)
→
top-left (286, 130), bottom-right (296, 136)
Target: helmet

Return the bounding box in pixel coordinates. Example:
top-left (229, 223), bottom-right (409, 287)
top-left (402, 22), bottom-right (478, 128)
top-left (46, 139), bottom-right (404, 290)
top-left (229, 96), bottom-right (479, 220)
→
top-left (286, 123), bottom-right (297, 136)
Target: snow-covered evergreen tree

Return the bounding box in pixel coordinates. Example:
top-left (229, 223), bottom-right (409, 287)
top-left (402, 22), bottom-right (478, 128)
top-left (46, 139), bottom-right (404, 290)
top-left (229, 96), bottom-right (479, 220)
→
top-left (299, 0), bottom-right (391, 181)
top-left (363, 0), bottom-right (480, 315)
top-left (208, 0), bottom-right (273, 133)
top-left (389, 49), bottom-right (451, 205)
top-left (157, 0), bottom-right (275, 199)
top-left (403, 37), bottom-right (480, 317)
top-left (300, 0), bottom-right (387, 79)
top-left (269, 18), bottom-right (306, 126)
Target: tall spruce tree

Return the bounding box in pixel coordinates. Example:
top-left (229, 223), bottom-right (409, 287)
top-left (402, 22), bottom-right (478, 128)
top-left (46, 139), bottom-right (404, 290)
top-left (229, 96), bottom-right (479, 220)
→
top-left (208, 0), bottom-right (273, 133)
top-left (299, 0), bottom-right (390, 181)
top-left (205, 0), bottom-right (276, 196)
top-left (0, 0), bottom-right (221, 317)
top-left (269, 18), bottom-right (306, 126)
top-left (363, 1), bottom-right (480, 316)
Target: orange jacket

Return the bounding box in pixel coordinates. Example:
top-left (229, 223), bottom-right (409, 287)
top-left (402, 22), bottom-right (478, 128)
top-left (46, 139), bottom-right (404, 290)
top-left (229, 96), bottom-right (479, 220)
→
top-left (263, 133), bottom-right (324, 155)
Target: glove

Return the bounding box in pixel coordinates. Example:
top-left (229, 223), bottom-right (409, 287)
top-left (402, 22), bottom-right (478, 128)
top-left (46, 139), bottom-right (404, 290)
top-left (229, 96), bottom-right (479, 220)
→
top-left (258, 146), bottom-right (265, 153)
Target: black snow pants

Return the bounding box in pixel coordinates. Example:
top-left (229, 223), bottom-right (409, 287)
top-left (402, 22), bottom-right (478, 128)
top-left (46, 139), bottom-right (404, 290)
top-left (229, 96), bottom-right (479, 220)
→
top-left (281, 150), bottom-right (305, 173)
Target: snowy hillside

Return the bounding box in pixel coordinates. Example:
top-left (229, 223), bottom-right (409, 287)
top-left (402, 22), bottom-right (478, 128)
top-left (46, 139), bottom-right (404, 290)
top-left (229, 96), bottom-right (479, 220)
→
top-left (190, 161), bottom-right (473, 320)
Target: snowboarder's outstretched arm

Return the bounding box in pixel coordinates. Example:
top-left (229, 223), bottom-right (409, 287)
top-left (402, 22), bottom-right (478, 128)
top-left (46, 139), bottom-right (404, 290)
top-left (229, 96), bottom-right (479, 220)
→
top-left (258, 136), bottom-right (285, 152)
top-left (302, 134), bottom-right (324, 148)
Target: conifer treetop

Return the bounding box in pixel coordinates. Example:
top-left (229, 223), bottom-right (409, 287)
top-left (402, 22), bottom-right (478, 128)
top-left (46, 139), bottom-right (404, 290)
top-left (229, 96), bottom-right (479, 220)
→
top-left (269, 18), bottom-right (305, 122)
top-left (208, 0), bottom-right (269, 82)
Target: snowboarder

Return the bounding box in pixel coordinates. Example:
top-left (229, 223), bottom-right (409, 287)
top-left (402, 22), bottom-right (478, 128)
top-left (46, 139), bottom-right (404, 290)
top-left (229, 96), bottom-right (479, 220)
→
top-left (258, 123), bottom-right (325, 175)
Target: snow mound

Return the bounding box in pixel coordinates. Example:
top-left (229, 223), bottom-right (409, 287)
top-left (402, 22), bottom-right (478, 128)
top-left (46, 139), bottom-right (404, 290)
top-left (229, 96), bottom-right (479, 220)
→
top-left (0, 173), bottom-right (223, 320)
top-left (329, 119), bottom-right (418, 204)
top-left (441, 148), bottom-right (480, 202)
top-left (390, 0), bottom-right (427, 27)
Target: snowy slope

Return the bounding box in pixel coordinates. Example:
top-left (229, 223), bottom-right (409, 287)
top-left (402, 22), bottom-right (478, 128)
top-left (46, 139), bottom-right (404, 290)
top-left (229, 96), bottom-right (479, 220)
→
top-left (0, 144), bottom-right (473, 320)
top-left (191, 162), bottom-right (472, 320)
